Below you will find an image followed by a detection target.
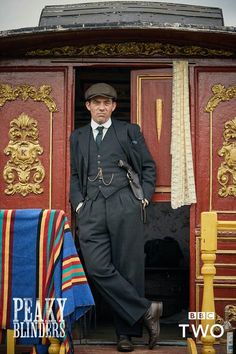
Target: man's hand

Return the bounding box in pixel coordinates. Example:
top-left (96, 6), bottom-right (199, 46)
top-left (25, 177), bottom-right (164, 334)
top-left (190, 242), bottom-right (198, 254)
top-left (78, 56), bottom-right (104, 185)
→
top-left (76, 201), bottom-right (84, 214)
top-left (142, 199), bottom-right (149, 208)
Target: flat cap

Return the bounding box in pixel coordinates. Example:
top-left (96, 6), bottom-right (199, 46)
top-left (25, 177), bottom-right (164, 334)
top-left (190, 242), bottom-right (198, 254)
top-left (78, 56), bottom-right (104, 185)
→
top-left (85, 83), bottom-right (117, 100)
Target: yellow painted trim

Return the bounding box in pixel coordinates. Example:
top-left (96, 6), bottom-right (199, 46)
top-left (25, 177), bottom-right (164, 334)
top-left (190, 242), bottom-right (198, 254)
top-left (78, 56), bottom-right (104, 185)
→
top-left (137, 76), bottom-right (141, 127)
top-left (215, 210), bottom-right (236, 214)
top-left (156, 98), bottom-right (163, 142)
top-left (49, 112), bottom-right (53, 209)
top-left (209, 111), bottom-right (213, 211)
top-left (215, 262), bottom-right (236, 267)
top-left (200, 212), bottom-right (217, 352)
top-left (217, 236), bottom-right (236, 241)
top-left (2, 211), bottom-right (12, 327)
top-left (217, 220), bottom-right (236, 230)
top-left (196, 237), bottom-right (201, 278)
top-left (7, 329), bottom-right (15, 354)
top-left (215, 297), bottom-right (236, 301)
top-left (155, 187), bottom-right (171, 192)
top-left (216, 249), bottom-right (236, 255)
top-left (187, 338), bottom-right (198, 354)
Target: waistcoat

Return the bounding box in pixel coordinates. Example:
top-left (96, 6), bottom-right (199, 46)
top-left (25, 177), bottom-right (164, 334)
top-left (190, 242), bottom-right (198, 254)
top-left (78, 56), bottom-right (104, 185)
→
top-left (87, 125), bottom-right (128, 200)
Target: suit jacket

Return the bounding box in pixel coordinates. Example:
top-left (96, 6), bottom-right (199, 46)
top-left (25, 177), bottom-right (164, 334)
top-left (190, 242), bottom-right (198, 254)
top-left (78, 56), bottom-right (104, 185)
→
top-left (69, 119), bottom-right (156, 211)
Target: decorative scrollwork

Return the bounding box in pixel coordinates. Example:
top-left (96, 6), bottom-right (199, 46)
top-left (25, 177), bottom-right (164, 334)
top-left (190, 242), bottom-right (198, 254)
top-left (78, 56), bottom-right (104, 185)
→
top-left (0, 84), bottom-right (57, 112)
top-left (25, 42), bottom-right (234, 58)
top-left (213, 308), bottom-right (236, 335)
top-left (213, 313), bottom-right (224, 335)
top-left (217, 117), bottom-right (236, 197)
top-left (213, 306), bottom-right (236, 337)
top-left (225, 304), bottom-right (236, 322)
top-left (205, 84), bottom-right (236, 113)
top-left (3, 113), bottom-right (45, 197)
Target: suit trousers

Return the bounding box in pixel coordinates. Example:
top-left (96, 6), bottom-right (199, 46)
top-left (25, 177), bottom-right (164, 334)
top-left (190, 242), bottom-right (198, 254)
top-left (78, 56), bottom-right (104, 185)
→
top-left (77, 186), bottom-right (150, 337)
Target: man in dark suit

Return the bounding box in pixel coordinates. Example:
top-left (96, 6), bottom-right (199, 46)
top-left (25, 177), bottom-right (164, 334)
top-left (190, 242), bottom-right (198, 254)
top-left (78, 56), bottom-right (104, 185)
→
top-left (70, 83), bottom-right (162, 352)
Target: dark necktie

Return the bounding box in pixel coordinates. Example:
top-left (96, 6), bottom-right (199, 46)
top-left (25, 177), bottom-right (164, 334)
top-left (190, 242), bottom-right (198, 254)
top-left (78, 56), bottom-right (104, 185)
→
top-left (96, 126), bottom-right (104, 148)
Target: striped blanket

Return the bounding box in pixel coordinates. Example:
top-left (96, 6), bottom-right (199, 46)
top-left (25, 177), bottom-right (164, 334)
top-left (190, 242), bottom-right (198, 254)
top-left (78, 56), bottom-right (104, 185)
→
top-left (0, 209), bottom-right (94, 353)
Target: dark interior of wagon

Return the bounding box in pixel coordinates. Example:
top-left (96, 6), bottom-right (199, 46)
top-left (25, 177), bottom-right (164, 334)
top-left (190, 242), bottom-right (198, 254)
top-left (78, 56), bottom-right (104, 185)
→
top-left (73, 67), bottom-right (190, 345)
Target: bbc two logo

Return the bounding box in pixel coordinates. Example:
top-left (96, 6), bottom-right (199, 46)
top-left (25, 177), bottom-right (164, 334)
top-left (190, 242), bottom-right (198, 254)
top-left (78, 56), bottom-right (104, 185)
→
top-left (188, 312), bottom-right (215, 320)
top-left (179, 312), bottom-right (224, 338)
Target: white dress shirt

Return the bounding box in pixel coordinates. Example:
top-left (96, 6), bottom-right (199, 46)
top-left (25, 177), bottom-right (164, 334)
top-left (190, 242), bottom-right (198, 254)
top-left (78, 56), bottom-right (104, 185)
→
top-left (91, 118), bottom-right (112, 141)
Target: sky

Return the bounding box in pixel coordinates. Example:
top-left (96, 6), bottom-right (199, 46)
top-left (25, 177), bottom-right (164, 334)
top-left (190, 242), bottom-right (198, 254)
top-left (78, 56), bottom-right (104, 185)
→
top-left (0, 0), bottom-right (236, 32)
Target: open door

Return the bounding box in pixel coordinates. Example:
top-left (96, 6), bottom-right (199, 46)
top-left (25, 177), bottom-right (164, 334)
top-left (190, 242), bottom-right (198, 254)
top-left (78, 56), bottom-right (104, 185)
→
top-left (131, 68), bottom-right (172, 202)
top-left (131, 68), bottom-right (190, 323)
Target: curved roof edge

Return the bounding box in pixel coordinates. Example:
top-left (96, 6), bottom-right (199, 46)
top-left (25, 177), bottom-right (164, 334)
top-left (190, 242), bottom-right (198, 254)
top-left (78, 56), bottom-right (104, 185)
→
top-left (0, 22), bottom-right (236, 59)
top-left (1, 22), bottom-right (236, 39)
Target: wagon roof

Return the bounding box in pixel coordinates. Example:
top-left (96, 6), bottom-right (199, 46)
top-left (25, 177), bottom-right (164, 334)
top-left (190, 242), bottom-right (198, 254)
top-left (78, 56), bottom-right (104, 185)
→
top-left (0, 1), bottom-right (235, 59)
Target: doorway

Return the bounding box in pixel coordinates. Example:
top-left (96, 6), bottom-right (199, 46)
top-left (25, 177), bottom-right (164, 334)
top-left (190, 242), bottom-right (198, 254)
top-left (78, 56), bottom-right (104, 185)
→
top-left (74, 66), bottom-right (190, 344)
top-left (75, 67), bottom-right (131, 128)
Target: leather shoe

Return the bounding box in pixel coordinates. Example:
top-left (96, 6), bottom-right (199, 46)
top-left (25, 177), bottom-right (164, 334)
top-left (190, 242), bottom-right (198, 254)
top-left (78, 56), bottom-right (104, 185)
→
top-left (117, 335), bottom-right (134, 352)
top-left (143, 301), bottom-right (163, 349)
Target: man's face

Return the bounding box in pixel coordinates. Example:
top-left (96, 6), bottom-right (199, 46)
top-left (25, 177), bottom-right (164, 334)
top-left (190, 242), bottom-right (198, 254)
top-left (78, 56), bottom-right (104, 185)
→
top-left (85, 96), bottom-right (117, 124)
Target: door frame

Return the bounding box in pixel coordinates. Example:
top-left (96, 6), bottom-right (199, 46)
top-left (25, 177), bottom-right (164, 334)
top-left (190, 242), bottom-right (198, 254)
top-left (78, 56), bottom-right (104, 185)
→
top-left (73, 62), bottom-right (193, 321)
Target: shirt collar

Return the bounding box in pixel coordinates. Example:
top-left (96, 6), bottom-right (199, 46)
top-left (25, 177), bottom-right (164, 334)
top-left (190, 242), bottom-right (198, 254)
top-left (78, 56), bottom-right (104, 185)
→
top-left (91, 118), bottom-right (112, 130)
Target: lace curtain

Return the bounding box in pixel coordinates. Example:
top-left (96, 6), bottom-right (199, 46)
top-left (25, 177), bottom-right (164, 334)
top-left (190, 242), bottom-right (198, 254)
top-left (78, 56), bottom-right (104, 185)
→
top-left (171, 60), bottom-right (196, 209)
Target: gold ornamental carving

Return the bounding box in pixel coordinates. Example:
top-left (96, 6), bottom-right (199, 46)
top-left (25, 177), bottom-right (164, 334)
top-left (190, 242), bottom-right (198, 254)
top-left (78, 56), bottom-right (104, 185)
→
top-left (0, 83), bottom-right (57, 207)
top-left (225, 304), bottom-right (236, 322)
top-left (205, 84), bottom-right (236, 113)
top-left (214, 305), bottom-right (236, 335)
top-left (205, 83), bottom-right (236, 208)
top-left (0, 84), bottom-right (57, 112)
top-left (25, 42), bottom-right (234, 58)
top-left (217, 117), bottom-right (236, 197)
top-left (3, 113), bottom-right (45, 197)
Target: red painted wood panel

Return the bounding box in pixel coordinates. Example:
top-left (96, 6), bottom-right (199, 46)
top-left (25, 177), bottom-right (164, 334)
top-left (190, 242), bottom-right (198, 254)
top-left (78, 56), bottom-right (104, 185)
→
top-left (0, 68), bottom-right (71, 213)
top-left (195, 67), bottom-right (236, 223)
top-left (197, 283), bottom-right (236, 320)
top-left (192, 66), bottom-right (236, 320)
top-left (131, 68), bottom-right (172, 201)
top-left (197, 239), bottom-right (236, 278)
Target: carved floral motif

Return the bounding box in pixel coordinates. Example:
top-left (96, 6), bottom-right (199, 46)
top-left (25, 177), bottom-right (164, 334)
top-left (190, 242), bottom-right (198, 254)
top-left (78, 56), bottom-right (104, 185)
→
top-left (218, 117), bottom-right (236, 197)
top-left (26, 42), bottom-right (234, 58)
top-left (0, 84), bottom-right (57, 112)
top-left (3, 113), bottom-right (45, 196)
top-left (205, 84), bottom-right (236, 113)
top-left (225, 304), bottom-right (236, 322)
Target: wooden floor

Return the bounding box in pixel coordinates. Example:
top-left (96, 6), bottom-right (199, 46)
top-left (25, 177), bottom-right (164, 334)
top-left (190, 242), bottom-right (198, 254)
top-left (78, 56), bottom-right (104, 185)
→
top-left (0, 343), bottom-right (222, 354)
top-left (74, 344), bottom-right (188, 353)
top-left (0, 344), bottom-right (189, 354)
top-left (74, 344), bottom-right (222, 354)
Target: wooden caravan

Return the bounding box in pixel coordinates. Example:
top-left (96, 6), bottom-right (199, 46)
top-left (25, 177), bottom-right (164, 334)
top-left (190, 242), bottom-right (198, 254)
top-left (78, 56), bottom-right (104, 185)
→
top-left (0, 1), bottom-right (236, 345)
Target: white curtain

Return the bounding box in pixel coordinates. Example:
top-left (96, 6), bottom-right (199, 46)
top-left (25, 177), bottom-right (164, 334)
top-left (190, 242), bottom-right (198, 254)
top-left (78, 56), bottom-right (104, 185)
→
top-left (171, 60), bottom-right (196, 209)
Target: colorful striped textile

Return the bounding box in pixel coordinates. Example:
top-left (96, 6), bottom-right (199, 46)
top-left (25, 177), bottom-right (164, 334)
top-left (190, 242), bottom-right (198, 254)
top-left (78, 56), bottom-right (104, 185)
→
top-left (0, 209), bottom-right (94, 353)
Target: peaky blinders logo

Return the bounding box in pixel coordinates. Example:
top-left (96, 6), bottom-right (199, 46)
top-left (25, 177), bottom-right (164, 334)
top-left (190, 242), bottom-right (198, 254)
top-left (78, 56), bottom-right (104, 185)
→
top-left (13, 297), bottom-right (67, 338)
